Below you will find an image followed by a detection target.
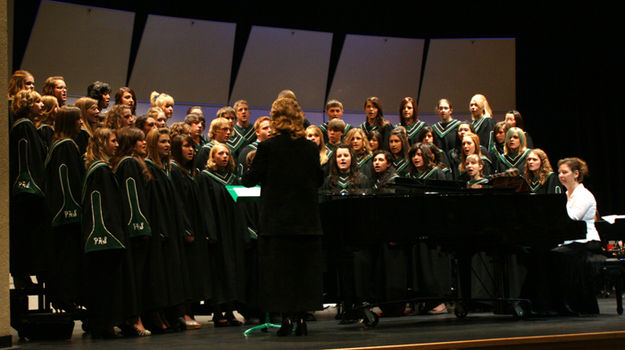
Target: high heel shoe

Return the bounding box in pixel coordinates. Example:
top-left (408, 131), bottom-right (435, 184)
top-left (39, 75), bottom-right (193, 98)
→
top-left (276, 316), bottom-right (293, 336)
top-left (295, 318), bottom-right (308, 336)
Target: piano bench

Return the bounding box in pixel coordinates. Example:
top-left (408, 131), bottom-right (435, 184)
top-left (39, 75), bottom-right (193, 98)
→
top-left (597, 257), bottom-right (625, 315)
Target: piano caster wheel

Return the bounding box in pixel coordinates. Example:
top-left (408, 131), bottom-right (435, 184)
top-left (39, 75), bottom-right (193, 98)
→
top-left (360, 309), bottom-right (379, 328)
top-left (454, 303), bottom-right (468, 319)
top-left (512, 302), bottom-right (528, 320)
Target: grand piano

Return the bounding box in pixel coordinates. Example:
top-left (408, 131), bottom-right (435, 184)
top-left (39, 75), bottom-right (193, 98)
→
top-left (319, 177), bottom-right (587, 323)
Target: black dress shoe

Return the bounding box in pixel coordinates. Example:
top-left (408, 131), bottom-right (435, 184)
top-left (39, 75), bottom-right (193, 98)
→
top-left (295, 318), bottom-right (307, 336)
top-left (276, 317), bottom-right (293, 336)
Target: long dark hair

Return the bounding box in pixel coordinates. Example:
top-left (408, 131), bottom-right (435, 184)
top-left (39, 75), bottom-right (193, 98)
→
top-left (111, 126), bottom-right (152, 181)
top-left (54, 106), bottom-right (81, 140)
top-left (170, 134), bottom-right (196, 176)
top-left (328, 145), bottom-right (361, 186)
top-left (115, 87), bottom-right (137, 115)
top-left (364, 96), bottom-right (389, 130)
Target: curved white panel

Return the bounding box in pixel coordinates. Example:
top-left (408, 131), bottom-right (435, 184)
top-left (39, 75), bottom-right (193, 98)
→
top-left (129, 14), bottom-right (235, 105)
top-left (230, 26), bottom-right (332, 111)
top-left (21, 1), bottom-right (133, 97)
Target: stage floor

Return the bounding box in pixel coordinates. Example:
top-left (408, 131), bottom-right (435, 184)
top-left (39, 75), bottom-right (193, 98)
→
top-left (9, 298), bottom-right (625, 350)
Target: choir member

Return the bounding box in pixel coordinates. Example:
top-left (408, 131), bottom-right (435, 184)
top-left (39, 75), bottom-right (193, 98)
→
top-left (457, 132), bottom-right (494, 181)
top-left (523, 148), bottom-right (563, 194)
top-left (237, 116), bottom-right (272, 178)
top-left (494, 127), bottom-right (531, 173)
top-left (388, 126), bottom-right (410, 177)
top-left (74, 96), bottom-right (100, 154)
top-left (169, 122), bottom-right (191, 138)
top-left (505, 110), bottom-right (534, 148)
top-left (465, 154), bottom-right (489, 188)
top-left (344, 127), bottom-right (374, 179)
top-left (7, 70), bottom-right (35, 127)
top-left (195, 117), bottom-right (232, 171)
top-left (305, 125), bottom-right (329, 167)
top-left (149, 106), bottom-right (168, 128)
top-left (371, 150), bottom-right (399, 193)
top-left (325, 118), bottom-right (346, 159)
top-left (197, 143), bottom-right (247, 327)
top-left (81, 127), bottom-right (138, 338)
top-left (150, 91), bottom-right (175, 122)
top-left (319, 99), bottom-right (351, 141)
top-left (406, 142), bottom-right (448, 180)
top-left (368, 129), bottom-right (382, 153)
top-left (241, 97), bottom-right (324, 336)
top-left (104, 104), bottom-right (134, 130)
top-left (321, 144), bottom-right (370, 194)
top-left (135, 115), bottom-right (158, 137)
top-left (87, 81), bottom-right (111, 118)
top-left (416, 126), bottom-right (451, 170)
top-left (397, 97), bottom-right (426, 145)
top-left (145, 128), bottom-right (195, 331)
top-left (170, 134), bottom-right (215, 312)
top-left (432, 98), bottom-right (462, 153)
top-left (111, 127), bottom-right (156, 336)
top-left (359, 96), bottom-right (392, 151)
top-left (9, 89), bottom-right (48, 288)
top-left (184, 113), bottom-right (206, 152)
top-left (37, 95), bottom-right (59, 147)
top-left (488, 121), bottom-right (510, 157)
top-left (216, 105), bottom-right (245, 158)
top-left (446, 121), bottom-right (473, 176)
top-left (114, 87), bottom-right (137, 115)
top-left (44, 106), bottom-right (85, 312)
top-left (187, 105), bottom-right (204, 117)
top-left (233, 99), bottom-right (256, 143)
top-left (469, 94), bottom-right (494, 146)
top-left (42, 76), bottom-right (67, 107)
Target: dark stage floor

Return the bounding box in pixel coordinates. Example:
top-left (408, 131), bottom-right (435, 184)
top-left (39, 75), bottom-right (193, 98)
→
top-left (7, 298), bottom-right (625, 350)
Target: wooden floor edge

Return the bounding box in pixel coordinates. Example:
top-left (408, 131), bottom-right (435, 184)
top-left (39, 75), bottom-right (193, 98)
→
top-left (324, 330), bottom-right (625, 350)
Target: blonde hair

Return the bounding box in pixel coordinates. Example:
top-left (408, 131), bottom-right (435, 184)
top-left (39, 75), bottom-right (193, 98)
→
top-left (470, 94), bottom-right (493, 119)
top-left (271, 97), bottom-right (305, 139)
top-left (344, 128), bottom-right (372, 156)
top-left (39, 95), bottom-right (59, 126)
top-left (208, 117), bottom-right (231, 140)
top-left (146, 128), bottom-right (170, 170)
top-left (504, 127), bottom-right (527, 155)
top-left (8, 70), bottom-right (34, 99)
top-left (85, 127), bottom-right (116, 167)
top-left (74, 96), bottom-right (99, 136)
top-left (459, 132), bottom-right (483, 172)
top-left (150, 91), bottom-right (174, 110)
top-left (306, 125), bottom-right (328, 165)
top-left (206, 143), bottom-right (235, 172)
top-left (11, 89), bottom-right (41, 119)
top-left (465, 153), bottom-right (484, 178)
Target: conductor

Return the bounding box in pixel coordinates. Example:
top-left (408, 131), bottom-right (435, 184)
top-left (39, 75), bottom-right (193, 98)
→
top-left (241, 97), bottom-right (325, 336)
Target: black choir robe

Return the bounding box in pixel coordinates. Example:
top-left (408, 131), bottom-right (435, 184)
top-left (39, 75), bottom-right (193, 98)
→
top-left (145, 160), bottom-right (192, 310)
top-left (9, 117), bottom-right (49, 277)
top-left (169, 161), bottom-right (215, 303)
top-left (81, 160), bottom-right (138, 333)
top-left (44, 137), bottom-right (85, 306)
top-left (433, 119), bottom-right (461, 154)
top-left (196, 169), bottom-right (248, 305)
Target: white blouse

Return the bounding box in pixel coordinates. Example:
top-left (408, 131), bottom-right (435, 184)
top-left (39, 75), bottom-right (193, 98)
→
top-left (563, 183), bottom-right (600, 244)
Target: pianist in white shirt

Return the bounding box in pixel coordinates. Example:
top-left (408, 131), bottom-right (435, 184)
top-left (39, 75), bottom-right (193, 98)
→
top-left (557, 157), bottom-right (600, 244)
